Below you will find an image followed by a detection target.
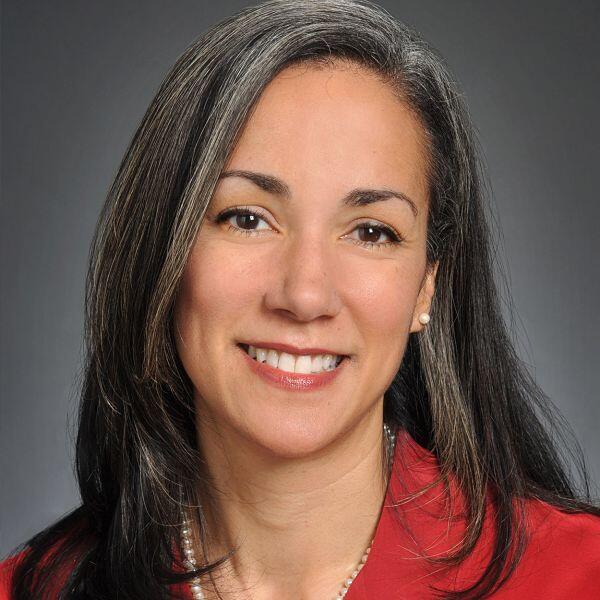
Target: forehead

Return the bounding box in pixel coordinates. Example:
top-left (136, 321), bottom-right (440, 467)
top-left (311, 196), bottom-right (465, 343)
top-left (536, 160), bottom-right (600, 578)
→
top-left (224, 61), bottom-right (430, 206)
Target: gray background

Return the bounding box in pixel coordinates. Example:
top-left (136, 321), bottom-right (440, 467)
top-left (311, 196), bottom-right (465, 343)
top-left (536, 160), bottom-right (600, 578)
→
top-left (1, 0), bottom-right (599, 557)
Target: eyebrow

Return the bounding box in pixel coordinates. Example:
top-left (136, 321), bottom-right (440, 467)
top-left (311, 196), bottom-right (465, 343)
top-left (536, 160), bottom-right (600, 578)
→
top-left (218, 169), bottom-right (418, 217)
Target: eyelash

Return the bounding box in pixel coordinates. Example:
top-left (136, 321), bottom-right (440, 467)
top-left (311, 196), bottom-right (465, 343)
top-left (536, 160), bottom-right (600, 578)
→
top-left (213, 206), bottom-right (404, 250)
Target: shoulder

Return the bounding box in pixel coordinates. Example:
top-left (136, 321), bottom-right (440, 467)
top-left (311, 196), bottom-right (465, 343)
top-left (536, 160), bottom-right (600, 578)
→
top-left (524, 498), bottom-right (600, 553)
top-left (0, 550), bottom-right (28, 600)
top-left (499, 499), bottom-right (600, 598)
top-left (0, 544), bottom-right (76, 600)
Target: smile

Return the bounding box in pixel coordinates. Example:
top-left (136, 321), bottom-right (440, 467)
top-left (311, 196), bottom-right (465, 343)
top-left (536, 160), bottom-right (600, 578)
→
top-left (237, 344), bottom-right (349, 391)
top-left (238, 343), bottom-right (345, 375)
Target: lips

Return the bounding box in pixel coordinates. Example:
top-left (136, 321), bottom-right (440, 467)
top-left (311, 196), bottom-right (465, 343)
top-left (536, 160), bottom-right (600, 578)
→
top-left (237, 340), bottom-right (350, 358)
top-left (238, 343), bottom-right (347, 369)
top-left (237, 343), bottom-right (348, 391)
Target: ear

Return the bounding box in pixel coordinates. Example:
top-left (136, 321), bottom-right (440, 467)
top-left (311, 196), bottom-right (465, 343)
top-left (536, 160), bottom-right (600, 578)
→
top-left (410, 260), bottom-right (438, 333)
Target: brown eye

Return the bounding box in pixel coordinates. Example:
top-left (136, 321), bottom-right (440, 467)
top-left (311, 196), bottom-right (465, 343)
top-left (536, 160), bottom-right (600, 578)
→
top-left (231, 211), bottom-right (261, 230)
top-left (348, 222), bottom-right (403, 250)
top-left (214, 207), bottom-right (272, 234)
top-left (357, 224), bottom-right (391, 244)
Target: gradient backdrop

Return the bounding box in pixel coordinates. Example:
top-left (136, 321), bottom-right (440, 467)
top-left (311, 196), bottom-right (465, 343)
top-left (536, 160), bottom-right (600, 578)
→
top-left (2, 0), bottom-right (599, 557)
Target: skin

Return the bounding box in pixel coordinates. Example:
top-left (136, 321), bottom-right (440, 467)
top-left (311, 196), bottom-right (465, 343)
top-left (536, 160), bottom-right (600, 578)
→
top-left (174, 60), bottom-right (437, 599)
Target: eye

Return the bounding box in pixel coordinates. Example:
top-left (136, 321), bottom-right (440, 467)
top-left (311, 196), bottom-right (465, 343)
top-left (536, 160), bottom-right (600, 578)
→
top-left (213, 207), bottom-right (404, 251)
top-left (213, 206), bottom-right (272, 237)
top-left (345, 222), bottom-right (404, 251)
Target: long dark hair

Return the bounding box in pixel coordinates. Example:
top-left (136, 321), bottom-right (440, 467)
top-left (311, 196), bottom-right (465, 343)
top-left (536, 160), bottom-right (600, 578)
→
top-left (7, 1), bottom-right (599, 598)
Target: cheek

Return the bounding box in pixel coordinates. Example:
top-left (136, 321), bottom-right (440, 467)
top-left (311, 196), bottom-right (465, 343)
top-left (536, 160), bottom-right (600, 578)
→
top-left (340, 256), bottom-right (424, 402)
top-left (346, 259), bottom-right (422, 338)
top-left (174, 237), bottom-right (260, 355)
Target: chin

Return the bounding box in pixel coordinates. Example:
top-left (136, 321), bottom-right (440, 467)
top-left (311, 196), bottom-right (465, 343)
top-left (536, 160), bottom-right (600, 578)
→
top-left (240, 419), bottom-right (339, 460)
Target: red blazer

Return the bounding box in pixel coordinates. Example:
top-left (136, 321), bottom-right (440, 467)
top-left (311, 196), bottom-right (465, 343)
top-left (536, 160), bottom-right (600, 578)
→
top-left (2, 429), bottom-right (600, 598)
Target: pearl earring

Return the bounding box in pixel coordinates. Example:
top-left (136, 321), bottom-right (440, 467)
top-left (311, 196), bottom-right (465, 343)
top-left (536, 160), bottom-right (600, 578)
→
top-left (418, 312), bottom-right (430, 325)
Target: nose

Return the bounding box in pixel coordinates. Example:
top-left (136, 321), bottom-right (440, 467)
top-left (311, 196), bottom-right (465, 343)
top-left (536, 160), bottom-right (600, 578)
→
top-left (263, 231), bottom-right (343, 322)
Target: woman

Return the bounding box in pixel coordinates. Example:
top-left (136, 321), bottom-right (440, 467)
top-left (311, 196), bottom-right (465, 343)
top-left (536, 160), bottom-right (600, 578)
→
top-left (2, 0), bottom-right (599, 598)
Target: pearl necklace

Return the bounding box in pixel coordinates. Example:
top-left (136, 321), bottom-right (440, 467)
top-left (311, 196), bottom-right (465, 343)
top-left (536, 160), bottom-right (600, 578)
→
top-left (180, 424), bottom-right (397, 599)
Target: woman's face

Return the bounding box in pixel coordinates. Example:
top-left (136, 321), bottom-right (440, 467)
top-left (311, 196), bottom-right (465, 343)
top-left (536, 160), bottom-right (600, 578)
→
top-left (174, 62), bottom-right (436, 457)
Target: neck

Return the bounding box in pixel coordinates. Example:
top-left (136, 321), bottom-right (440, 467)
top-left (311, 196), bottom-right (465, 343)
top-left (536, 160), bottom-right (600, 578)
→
top-left (190, 408), bottom-right (394, 599)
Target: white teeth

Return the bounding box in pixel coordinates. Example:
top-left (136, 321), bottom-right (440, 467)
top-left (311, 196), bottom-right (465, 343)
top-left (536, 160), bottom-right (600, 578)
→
top-left (311, 355), bottom-right (323, 373)
top-left (277, 352), bottom-right (296, 372)
top-left (266, 349), bottom-right (279, 369)
top-left (295, 355), bottom-right (312, 374)
top-left (244, 345), bottom-right (343, 374)
top-left (255, 347), bottom-right (267, 362)
top-left (321, 355), bottom-right (336, 370)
